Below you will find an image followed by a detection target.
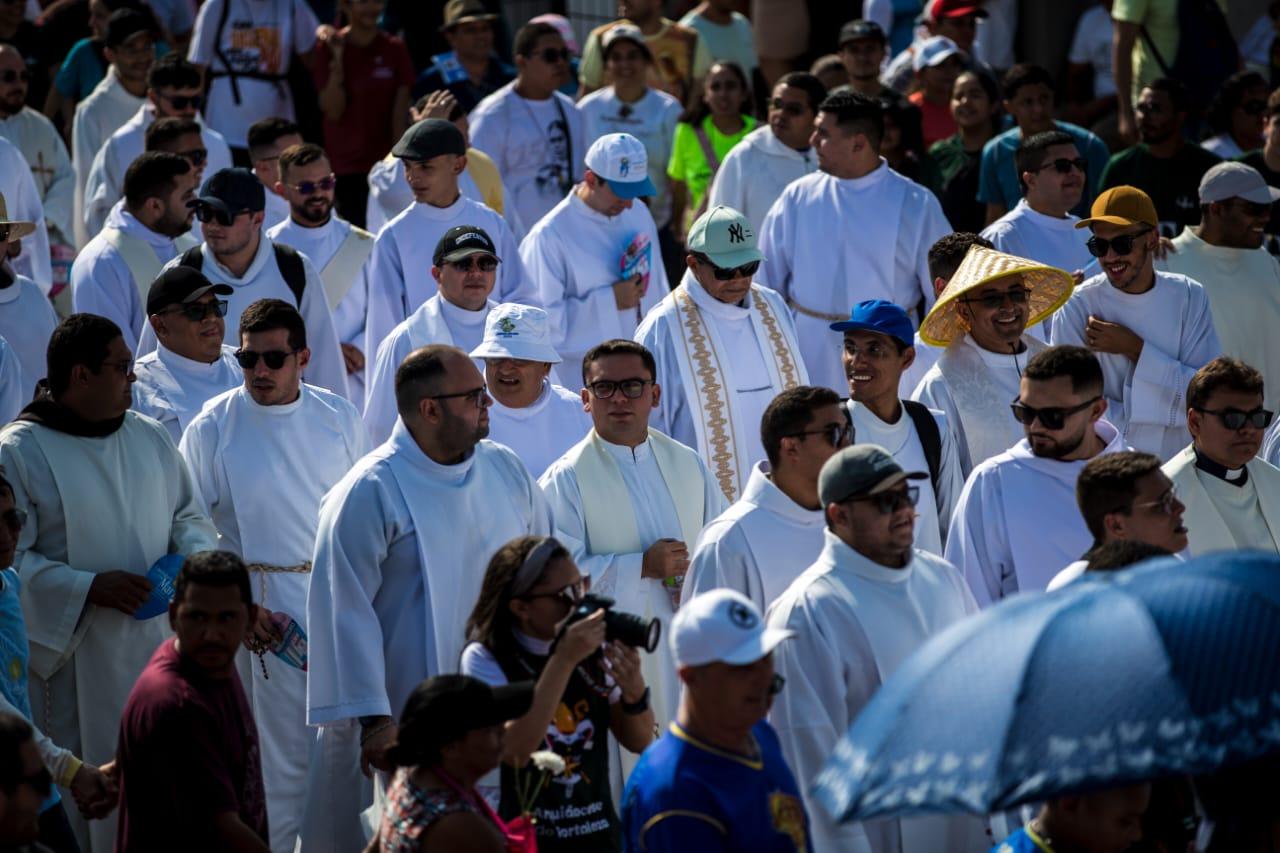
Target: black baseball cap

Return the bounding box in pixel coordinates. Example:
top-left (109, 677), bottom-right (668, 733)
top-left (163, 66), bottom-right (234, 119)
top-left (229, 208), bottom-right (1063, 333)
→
top-left (839, 19), bottom-right (887, 47)
top-left (189, 168), bottom-right (265, 218)
top-left (105, 9), bottom-right (157, 49)
top-left (146, 267), bottom-right (233, 315)
top-left (392, 119), bottom-right (467, 162)
top-left (433, 224), bottom-right (499, 266)
top-left (395, 675), bottom-right (534, 751)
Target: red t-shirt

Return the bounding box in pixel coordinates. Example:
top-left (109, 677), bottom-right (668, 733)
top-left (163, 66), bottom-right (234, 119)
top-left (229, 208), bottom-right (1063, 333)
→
top-left (909, 90), bottom-right (958, 150)
top-left (315, 30), bottom-right (415, 175)
top-left (115, 639), bottom-right (268, 852)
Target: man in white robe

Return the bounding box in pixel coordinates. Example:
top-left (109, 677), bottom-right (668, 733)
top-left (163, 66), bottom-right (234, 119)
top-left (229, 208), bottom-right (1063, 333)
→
top-left (307, 344), bottom-right (551, 851)
top-left (246, 118), bottom-right (301, 231)
top-left (363, 225), bottom-right (501, 445)
top-left (1161, 162), bottom-right (1280, 413)
top-left (684, 385), bottom-right (845, 613)
top-left (1163, 357), bottom-right (1280, 556)
top-left (469, 302), bottom-right (591, 479)
top-left (767, 444), bottom-right (987, 853)
top-left (0, 46), bottom-right (74, 250)
top-left (520, 132), bottom-right (667, 386)
top-left (267, 144), bottom-right (373, 405)
top-left (0, 314), bottom-right (216, 851)
top-left (71, 153), bottom-right (200, 353)
top-left (540, 340), bottom-right (728, 776)
top-left (82, 55), bottom-right (233, 241)
top-left (0, 336), bottom-right (25, 424)
top-left (72, 12), bottom-right (154, 249)
top-left (131, 267), bottom-right (240, 442)
top-left (835, 300), bottom-right (964, 556)
top-left (758, 90), bottom-right (950, 392)
top-left (180, 298), bottom-right (369, 853)
top-left (913, 243), bottom-right (1075, 477)
top-left (142, 167), bottom-right (350, 400)
top-left (638, 206), bottom-right (806, 503)
top-left (0, 199), bottom-right (56, 405)
top-left (0, 135), bottom-right (51, 293)
top-left (1051, 186), bottom-right (1220, 460)
top-left (946, 345), bottom-right (1130, 606)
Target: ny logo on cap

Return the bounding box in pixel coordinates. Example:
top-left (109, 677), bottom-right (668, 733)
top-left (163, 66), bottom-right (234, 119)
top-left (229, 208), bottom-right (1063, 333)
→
top-left (728, 223), bottom-right (746, 244)
top-left (619, 156), bottom-right (631, 177)
top-left (728, 601), bottom-right (757, 629)
top-left (496, 317), bottom-right (518, 338)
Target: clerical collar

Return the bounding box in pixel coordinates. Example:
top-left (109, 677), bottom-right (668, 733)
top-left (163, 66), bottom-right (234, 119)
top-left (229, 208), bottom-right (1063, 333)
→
top-left (16, 386), bottom-right (125, 437)
top-left (1193, 446), bottom-right (1249, 487)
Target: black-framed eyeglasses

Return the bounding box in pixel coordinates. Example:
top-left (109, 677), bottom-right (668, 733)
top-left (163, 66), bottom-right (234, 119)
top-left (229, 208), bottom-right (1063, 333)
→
top-left (587, 378), bottom-right (652, 399)
top-left (97, 358), bottom-right (134, 376)
top-left (17, 766), bottom-right (52, 798)
top-left (1226, 198), bottom-right (1272, 217)
top-left (289, 175), bottom-right (336, 195)
top-left (177, 148), bottom-right (208, 167)
top-left (700, 258), bottom-right (759, 281)
top-left (1033, 157), bottom-right (1087, 175)
top-left (2, 506), bottom-right (26, 533)
top-left (447, 255), bottom-right (499, 272)
top-left (768, 673), bottom-right (786, 696)
top-left (1086, 228), bottom-right (1151, 258)
top-left (959, 288), bottom-right (1031, 310)
top-left (769, 97), bottom-right (808, 117)
top-left (0, 224), bottom-right (12, 242)
top-left (193, 204), bottom-right (241, 227)
top-left (429, 383), bottom-right (489, 408)
top-left (785, 422), bottom-right (851, 448)
top-left (520, 577), bottom-right (588, 605)
top-left (1010, 396), bottom-right (1100, 430)
top-left (160, 92), bottom-right (203, 111)
top-left (0, 69), bottom-right (29, 84)
top-left (1132, 486), bottom-right (1180, 516)
top-left (234, 348), bottom-right (300, 370)
top-left (536, 47), bottom-right (571, 64)
top-left (162, 299), bottom-right (228, 322)
top-left (1193, 406), bottom-right (1274, 431)
top-left (846, 486), bottom-right (920, 515)
top-left (1241, 99), bottom-right (1268, 116)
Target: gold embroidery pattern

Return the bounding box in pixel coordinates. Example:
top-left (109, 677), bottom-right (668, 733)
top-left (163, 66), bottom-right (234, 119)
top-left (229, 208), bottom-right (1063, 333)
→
top-left (674, 288), bottom-right (739, 501)
top-left (754, 287), bottom-right (801, 390)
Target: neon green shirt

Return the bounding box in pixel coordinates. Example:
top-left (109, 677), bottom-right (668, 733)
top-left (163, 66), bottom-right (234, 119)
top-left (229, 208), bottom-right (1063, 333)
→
top-left (667, 114), bottom-right (758, 214)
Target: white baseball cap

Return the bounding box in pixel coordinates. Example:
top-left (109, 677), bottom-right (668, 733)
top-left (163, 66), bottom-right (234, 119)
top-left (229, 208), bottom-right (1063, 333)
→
top-left (469, 303), bottom-right (562, 364)
top-left (913, 35), bottom-right (962, 73)
top-left (1198, 161), bottom-right (1280, 205)
top-left (584, 133), bottom-right (656, 200)
top-left (671, 589), bottom-right (794, 668)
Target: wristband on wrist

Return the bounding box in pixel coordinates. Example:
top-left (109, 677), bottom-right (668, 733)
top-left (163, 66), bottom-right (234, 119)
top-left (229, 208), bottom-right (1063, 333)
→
top-left (620, 686), bottom-right (650, 715)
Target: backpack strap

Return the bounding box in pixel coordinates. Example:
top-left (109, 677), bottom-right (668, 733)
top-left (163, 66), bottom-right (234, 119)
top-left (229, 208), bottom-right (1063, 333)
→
top-left (177, 244), bottom-right (204, 270)
top-left (272, 243), bottom-right (306, 308)
top-left (902, 399), bottom-right (942, 495)
top-left (691, 121), bottom-right (721, 221)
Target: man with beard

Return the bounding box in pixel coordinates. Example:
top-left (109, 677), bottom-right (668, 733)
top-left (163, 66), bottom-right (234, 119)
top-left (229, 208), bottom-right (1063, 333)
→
top-left (71, 152), bottom-right (200, 353)
top-left (268, 144), bottom-right (374, 405)
top-left (945, 345), bottom-right (1129, 605)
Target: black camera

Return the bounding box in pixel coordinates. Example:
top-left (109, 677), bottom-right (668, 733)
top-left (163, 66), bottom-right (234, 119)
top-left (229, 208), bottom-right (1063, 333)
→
top-left (564, 594), bottom-right (661, 653)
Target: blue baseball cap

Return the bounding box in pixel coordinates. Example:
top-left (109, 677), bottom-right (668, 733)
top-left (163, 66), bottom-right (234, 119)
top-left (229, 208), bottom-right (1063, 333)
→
top-left (829, 299), bottom-right (914, 347)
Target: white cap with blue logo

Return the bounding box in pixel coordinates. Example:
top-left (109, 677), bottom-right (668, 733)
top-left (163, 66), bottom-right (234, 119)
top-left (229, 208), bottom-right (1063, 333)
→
top-left (469, 303), bottom-right (562, 364)
top-left (584, 132), bottom-right (657, 200)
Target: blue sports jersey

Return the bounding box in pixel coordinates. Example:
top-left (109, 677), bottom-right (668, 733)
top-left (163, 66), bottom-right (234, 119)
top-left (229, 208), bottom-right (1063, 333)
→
top-left (622, 721), bottom-right (810, 852)
top-left (992, 826), bottom-right (1054, 852)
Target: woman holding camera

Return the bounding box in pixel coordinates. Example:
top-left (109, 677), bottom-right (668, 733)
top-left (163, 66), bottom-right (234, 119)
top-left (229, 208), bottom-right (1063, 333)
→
top-left (462, 536), bottom-right (656, 852)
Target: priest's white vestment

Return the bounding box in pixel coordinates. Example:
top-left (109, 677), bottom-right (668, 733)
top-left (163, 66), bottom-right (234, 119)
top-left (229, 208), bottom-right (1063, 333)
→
top-left (0, 106), bottom-right (74, 245)
top-left (1162, 445), bottom-right (1280, 556)
top-left (0, 337), bottom-right (24, 424)
top-left (0, 135), bottom-right (51, 291)
top-left (131, 344), bottom-right (242, 444)
top-left (0, 272), bottom-right (57, 405)
top-left (364, 152), bottom-right (495, 236)
top-left (487, 381), bottom-right (592, 480)
top-left (71, 66), bottom-right (145, 248)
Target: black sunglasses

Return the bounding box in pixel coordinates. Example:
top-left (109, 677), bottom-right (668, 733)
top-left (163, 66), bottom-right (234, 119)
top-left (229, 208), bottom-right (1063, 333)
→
top-left (447, 255), bottom-right (499, 272)
top-left (1194, 406), bottom-right (1275, 430)
top-left (2, 506), bottom-right (26, 533)
top-left (785, 422), bottom-right (851, 448)
top-left (699, 257), bottom-right (760, 281)
top-left (1010, 396), bottom-right (1100, 430)
top-left (769, 97), bottom-right (808, 117)
top-left (1226, 198), bottom-right (1272, 217)
top-left (846, 486), bottom-right (920, 515)
top-left (235, 348), bottom-right (299, 370)
top-left (162, 93), bottom-right (204, 110)
top-left (587, 378), bottom-right (652, 399)
top-left (1086, 229), bottom-right (1151, 258)
top-left (0, 224), bottom-right (11, 242)
top-left (193, 204), bottom-right (241, 226)
top-left (289, 175), bottom-right (337, 195)
top-left (959, 288), bottom-right (1030, 310)
top-left (0, 69), bottom-right (28, 84)
top-left (178, 148), bottom-right (208, 167)
top-left (536, 47), bottom-right (571, 64)
top-left (163, 299), bottom-right (228, 322)
top-left (1033, 157), bottom-right (1087, 175)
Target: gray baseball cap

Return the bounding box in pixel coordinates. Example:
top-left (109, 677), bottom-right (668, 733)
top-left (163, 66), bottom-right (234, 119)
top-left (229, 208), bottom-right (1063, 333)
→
top-left (392, 119), bottom-right (467, 162)
top-left (686, 205), bottom-right (765, 270)
top-left (818, 444), bottom-right (927, 506)
top-left (1198, 161), bottom-right (1280, 205)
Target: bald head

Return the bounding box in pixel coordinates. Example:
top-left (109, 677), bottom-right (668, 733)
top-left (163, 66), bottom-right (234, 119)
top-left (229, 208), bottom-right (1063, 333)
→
top-left (394, 344), bottom-right (491, 460)
top-left (0, 45), bottom-right (26, 117)
top-left (394, 345), bottom-right (473, 418)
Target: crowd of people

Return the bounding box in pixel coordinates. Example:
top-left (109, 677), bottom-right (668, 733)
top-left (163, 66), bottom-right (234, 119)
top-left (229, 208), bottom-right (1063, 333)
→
top-left (0, 0), bottom-right (1276, 851)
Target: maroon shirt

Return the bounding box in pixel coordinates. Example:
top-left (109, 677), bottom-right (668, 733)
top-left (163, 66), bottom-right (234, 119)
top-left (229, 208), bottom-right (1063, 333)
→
top-left (315, 30), bottom-right (415, 175)
top-left (115, 639), bottom-right (268, 852)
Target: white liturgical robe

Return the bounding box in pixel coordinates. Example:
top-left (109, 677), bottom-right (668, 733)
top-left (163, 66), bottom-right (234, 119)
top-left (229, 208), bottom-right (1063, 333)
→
top-left (0, 337), bottom-right (24, 425)
top-left (637, 273), bottom-right (807, 502)
top-left (0, 135), bottom-right (51, 291)
top-left (487, 381), bottom-right (592, 479)
top-left (945, 418), bottom-right (1128, 606)
top-left (132, 344), bottom-right (242, 443)
top-left (684, 462), bottom-right (825, 613)
top-left (364, 153), bottom-right (494, 236)
top-left (707, 125), bottom-right (819, 235)
top-left (0, 107), bottom-right (74, 246)
top-left (1051, 272), bottom-right (1220, 460)
top-left (363, 196), bottom-right (532, 362)
top-left (72, 67), bottom-right (145, 248)
top-left (0, 272), bottom-right (57, 405)
top-left (757, 162), bottom-right (950, 392)
top-left (1162, 446), bottom-right (1280, 556)
top-left (180, 383), bottom-right (369, 853)
top-left (0, 411), bottom-right (217, 851)
top-left (766, 531), bottom-right (986, 853)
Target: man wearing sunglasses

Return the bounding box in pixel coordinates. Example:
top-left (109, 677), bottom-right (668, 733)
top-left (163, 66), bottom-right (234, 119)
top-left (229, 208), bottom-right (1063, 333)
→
top-left (1052, 185), bottom-right (1221, 460)
top-left (179, 298), bottom-right (369, 853)
top-left (946, 345), bottom-right (1128, 606)
top-left (1164, 357), bottom-right (1280, 557)
top-left (637, 206), bottom-right (806, 502)
top-left (246, 117), bottom-right (303, 232)
top-left (82, 55), bottom-right (233, 243)
top-left (132, 266), bottom-right (241, 443)
top-left (768, 444), bottom-right (985, 852)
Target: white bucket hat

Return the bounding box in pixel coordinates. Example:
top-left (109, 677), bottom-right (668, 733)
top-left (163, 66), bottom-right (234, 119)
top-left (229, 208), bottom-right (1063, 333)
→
top-left (469, 303), bottom-right (562, 364)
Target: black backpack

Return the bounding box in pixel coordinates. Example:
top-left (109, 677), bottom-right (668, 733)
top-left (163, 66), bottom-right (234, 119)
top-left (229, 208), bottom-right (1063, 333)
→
top-left (845, 399), bottom-right (943, 496)
top-left (1140, 0), bottom-right (1238, 115)
top-left (177, 243), bottom-right (306, 308)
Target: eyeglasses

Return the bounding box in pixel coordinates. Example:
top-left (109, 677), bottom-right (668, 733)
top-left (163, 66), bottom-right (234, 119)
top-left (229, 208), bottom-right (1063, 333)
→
top-left (446, 255), bottom-right (499, 272)
top-left (768, 673), bottom-right (785, 696)
top-left (701, 258), bottom-right (759, 281)
top-left (0, 69), bottom-right (28, 84)
top-left (1033, 157), bottom-right (1087, 175)
top-left (234, 348), bottom-right (300, 370)
top-left (785, 422), bottom-right (852, 448)
top-left (1193, 406), bottom-right (1275, 430)
top-left (0, 224), bottom-right (12, 242)
top-left (2, 507), bottom-right (26, 533)
top-left (177, 148), bottom-right (207, 167)
top-left (587, 378), bottom-right (652, 399)
top-left (429, 383), bottom-right (489, 408)
top-left (1132, 487), bottom-right (1180, 516)
top-left (1226, 199), bottom-right (1272, 217)
top-left (1241, 99), bottom-right (1268, 116)
top-left (98, 358), bottom-right (134, 376)
top-left (520, 577), bottom-right (588, 605)
top-left (535, 47), bottom-right (571, 64)
top-left (846, 486), bottom-right (920, 515)
top-left (161, 299), bottom-right (228, 322)
top-left (160, 93), bottom-right (204, 111)
top-left (193, 205), bottom-right (242, 226)
top-left (1085, 228), bottom-right (1151, 258)
top-left (1010, 396), bottom-right (1100, 430)
top-left (288, 175), bottom-right (336, 195)
top-left (959, 288), bottom-right (1030, 310)
top-left (17, 767), bottom-right (52, 798)
top-left (769, 97), bottom-right (808, 117)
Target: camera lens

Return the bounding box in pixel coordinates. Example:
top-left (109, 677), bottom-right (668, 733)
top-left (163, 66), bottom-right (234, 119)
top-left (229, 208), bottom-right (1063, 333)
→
top-left (605, 610), bottom-right (662, 653)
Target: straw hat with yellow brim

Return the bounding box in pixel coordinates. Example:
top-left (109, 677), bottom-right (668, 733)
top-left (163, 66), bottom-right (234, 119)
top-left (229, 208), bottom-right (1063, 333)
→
top-left (0, 193), bottom-right (35, 243)
top-left (918, 244), bottom-right (1074, 347)
top-left (1073, 185), bottom-right (1159, 231)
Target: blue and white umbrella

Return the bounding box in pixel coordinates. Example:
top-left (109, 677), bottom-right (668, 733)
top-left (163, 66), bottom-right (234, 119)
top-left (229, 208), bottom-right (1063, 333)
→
top-left (813, 551), bottom-right (1280, 822)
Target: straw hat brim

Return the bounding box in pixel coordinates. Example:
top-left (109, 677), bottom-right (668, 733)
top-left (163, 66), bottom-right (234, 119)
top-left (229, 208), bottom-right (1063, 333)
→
top-left (0, 221), bottom-right (35, 242)
top-left (919, 249), bottom-right (1075, 347)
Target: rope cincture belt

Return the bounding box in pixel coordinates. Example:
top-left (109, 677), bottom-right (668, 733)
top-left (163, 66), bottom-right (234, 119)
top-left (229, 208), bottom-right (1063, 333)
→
top-left (787, 298), bottom-right (845, 323)
top-left (246, 562), bottom-right (311, 680)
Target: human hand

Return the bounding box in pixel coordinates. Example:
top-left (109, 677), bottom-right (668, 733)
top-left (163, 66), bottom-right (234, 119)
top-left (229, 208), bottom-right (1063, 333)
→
top-left (554, 608), bottom-right (606, 665)
top-left (359, 719), bottom-right (398, 778)
top-left (341, 343), bottom-right (365, 374)
top-left (1152, 235), bottom-right (1177, 261)
top-left (1117, 108), bottom-right (1137, 146)
top-left (244, 606), bottom-right (283, 652)
top-left (70, 763), bottom-right (118, 820)
top-left (316, 24), bottom-right (343, 49)
top-left (612, 275), bottom-right (644, 310)
top-left (603, 641), bottom-right (644, 702)
top-left (1071, 269), bottom-right (1085, 286)
top-left (641, 539), bottom-right (689, 580)
top-left (1086, 315), bottom-right (1144, 362)
top-left (413, 89), bottom-right (458, 122)
top-left (87, 572), bottom-right (153, 615)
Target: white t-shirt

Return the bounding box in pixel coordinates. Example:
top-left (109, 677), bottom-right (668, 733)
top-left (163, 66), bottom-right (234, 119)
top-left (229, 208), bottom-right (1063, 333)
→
top-left (188, 0), bottom-right (319, 148)
top-left (1068, 4), bottom-right (1116, 99)
top-left (578, 87), bottom-right (682, 227)
top-left (981, 199), bottom-right (1093, 275)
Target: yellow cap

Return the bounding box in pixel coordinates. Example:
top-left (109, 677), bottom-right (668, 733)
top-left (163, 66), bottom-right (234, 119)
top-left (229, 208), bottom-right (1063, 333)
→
top-left (1074, 185), bottom-right (1159, 230)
